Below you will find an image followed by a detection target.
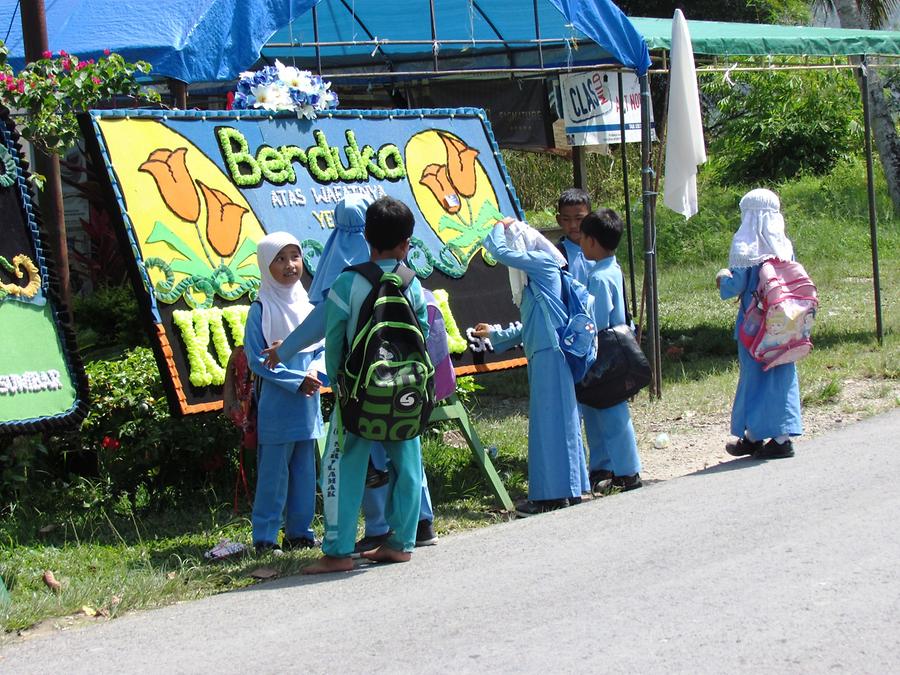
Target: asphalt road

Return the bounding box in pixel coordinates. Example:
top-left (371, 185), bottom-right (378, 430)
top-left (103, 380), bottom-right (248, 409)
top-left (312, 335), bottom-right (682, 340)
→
top-left (2, 409), bottom-right (899, 674)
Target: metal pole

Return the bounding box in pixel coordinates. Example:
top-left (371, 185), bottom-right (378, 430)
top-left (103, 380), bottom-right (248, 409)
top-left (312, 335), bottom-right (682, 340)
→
top-left (572, 145), bottom-right (587, 191)
top-left (639, 73), bottom-right (660, 398)
top-left (860, 55), bottom-right (884, 344)
top-left (429, 0), bottom-right (439, 72)
top-left (618, 71), bottom-right (637, 317)
top-left (533, 0), bottom-right (544, 70)
top-left (20, 0), bottom-right (71, 309)
top-left (312, 6), bottom-right (322, 75)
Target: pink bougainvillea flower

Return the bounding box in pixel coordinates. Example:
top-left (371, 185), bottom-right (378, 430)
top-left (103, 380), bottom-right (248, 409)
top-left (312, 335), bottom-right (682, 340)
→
top-left (439, 132), bottom-right (479, 198)
top-left (420, 163), bottom-right (461, 214)
top-left (198, 181), bottom-right (247, 257)
top-left (104, 48), bottom-right (111, 56)
top-left (58, 49), bottom-right (68, 57)
top-left (138, 147), bottom-right (201, 222)
top-left (92, 76), bottom-right (102, 85)
top-left (41, 50), bottom-right (52, 59)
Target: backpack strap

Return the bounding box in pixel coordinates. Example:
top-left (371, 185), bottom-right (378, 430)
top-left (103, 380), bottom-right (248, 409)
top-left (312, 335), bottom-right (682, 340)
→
top-left (345, 262), bottom-right (384, 289)
top-left (556, 236), bottom-right (569, 267)
top-left (393, 262), bottom-right (416, 291)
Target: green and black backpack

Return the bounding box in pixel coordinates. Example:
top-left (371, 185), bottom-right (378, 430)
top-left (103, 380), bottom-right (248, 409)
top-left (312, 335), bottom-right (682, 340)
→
top-left (337, 262), bottom-right (435, 442)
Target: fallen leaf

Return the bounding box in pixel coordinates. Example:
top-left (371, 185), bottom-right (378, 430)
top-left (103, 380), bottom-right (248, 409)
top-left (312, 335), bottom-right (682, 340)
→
top-left (42, 570), bottom-right (61, 593)
top-left (81, 605), bottom-right (97, 617)
top-left (166, 571), bottom-right (177, 580)
top-left (38, 524), bottom-right (56, 534)
top-left (249, 567), bottom-right (278, 580)
top-left (110, 595), bottom-right (122, 606)
top-left (97, 607), bottom-right (110, 618)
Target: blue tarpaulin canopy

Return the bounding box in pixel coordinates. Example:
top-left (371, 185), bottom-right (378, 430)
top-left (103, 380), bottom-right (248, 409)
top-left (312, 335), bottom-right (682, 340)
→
top-left (0, 0), bottom-right (319, 82)
top-left (0, 0), bottom-right (650, 82)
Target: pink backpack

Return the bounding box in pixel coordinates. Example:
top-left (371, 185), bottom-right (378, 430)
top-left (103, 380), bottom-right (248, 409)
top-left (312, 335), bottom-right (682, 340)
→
top-left (739, 259), bottom-right (817, 371)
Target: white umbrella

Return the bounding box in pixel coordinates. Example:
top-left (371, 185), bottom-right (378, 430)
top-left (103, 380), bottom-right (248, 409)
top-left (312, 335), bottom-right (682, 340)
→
top-left (663, 9), bottom-right (707, 219)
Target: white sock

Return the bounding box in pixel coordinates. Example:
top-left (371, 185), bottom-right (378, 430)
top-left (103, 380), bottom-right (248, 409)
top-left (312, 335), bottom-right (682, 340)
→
top-left (774, 435), bottom-right (789, 444)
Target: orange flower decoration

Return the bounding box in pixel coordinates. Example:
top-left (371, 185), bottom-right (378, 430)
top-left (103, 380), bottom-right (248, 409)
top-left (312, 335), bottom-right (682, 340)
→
top-left (138, 148), bottom-right (201, 222)
top-left (439, 132), bottom-right (479, 198)
top-left (198, 181), bottom-right (247, 257)
top-left (419, 164), bottom-right (461, 214)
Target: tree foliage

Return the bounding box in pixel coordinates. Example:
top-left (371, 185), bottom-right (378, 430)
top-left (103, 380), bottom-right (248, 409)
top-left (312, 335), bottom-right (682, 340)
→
top-left (702, 65), bottom-right (864, 184)
top-left (616, 0), bottom-right (810, 23)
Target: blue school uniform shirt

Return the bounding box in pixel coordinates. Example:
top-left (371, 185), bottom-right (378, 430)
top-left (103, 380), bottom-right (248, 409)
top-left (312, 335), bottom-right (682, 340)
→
top-left (482, 223), bottom-right (567, 356)
top-left (244, 302), bottom-right (325, 445)
top-left (559, 237), bottom-right (596, 288)
top-left (587, 255), bottom-right (628, 330)
top-left (324, 260), bottom-right (429, 383)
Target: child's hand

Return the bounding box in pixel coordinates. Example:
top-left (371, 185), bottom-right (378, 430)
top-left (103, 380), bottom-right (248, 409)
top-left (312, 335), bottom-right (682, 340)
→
top-left (715, 268), bottom-right (732, 289)
top-left (300, 370), bottom-right (321, 396)
top-left (472, 323), bottom-right (493, 338)
top-left (497, 216), bottom-right (515, 229)
top-left (262, 342), bottom-right (282, 369)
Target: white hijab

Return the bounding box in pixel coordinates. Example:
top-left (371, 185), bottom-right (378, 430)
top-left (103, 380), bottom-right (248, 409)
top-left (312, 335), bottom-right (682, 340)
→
top-left (256, 231), bottom-right (318, 350)
top-left (504, 220), bottom-right (567, 306)
top-left (729, 188), bottom-right (794, 268)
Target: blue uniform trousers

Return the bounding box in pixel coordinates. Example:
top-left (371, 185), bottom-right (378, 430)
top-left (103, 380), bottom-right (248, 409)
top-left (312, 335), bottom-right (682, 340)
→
top-left (252, 440), bottom-right (317, 544)
top-left (363, 442), bottom-right (433, 537)
top-left (582, 401), bottom-right (641, 477)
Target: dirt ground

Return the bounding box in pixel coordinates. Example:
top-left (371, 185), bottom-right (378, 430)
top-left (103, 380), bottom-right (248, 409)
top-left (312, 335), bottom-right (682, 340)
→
top-left (634, 378), bottom-right (899, 482)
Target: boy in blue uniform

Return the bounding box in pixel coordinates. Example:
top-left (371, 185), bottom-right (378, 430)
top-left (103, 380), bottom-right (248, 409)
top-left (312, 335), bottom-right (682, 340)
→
top-left (475, 218), bottom-right (589, 516)
top-left (555, 188), bottom-right (595, 287)
top-left (304, 197), bottom-right (429, 574)
top-left (244, 232), bottom-right (325, 554)
top-left (579, 209), bottom-right (643, 491)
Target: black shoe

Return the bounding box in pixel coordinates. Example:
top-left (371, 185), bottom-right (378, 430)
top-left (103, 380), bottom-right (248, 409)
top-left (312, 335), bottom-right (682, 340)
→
top-left (415, 519), bottom-right (438, 547)
top-left (567, 496), bottom-right (583, 506)
top-left (365, 460), bottom-right (390, 489)
top-left (612, 473), bottom-right (643, 491)
top-left (253, 541), bottom-right (284, 557)
top-left (515, 499), bottom-right (568, 518)
top-left (753, 439), bottom-right (795, 459)
top-left (354, 530), bottom-right (393, 553)
top-left (725, 437), bottom-right (764, 457)
top-left (589, 469), bottom-right (615, 496)
top-left (282, 536), bottom-right (320, 551)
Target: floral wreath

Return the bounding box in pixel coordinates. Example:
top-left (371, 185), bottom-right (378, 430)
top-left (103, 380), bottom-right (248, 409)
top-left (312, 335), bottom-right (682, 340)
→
top-left (232, 61), bottom-right (338, 119)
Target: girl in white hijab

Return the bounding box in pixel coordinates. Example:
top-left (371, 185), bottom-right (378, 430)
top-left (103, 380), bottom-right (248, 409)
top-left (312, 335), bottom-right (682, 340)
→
top-left (244, 232), bottom-right (325, 554)
top-left (717, 189), bottom-right (803, 460)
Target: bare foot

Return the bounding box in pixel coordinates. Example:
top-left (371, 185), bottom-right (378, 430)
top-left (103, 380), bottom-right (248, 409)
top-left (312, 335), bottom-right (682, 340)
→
top-left (302, 555), bottom-right (354, 574)
top-left (361, 545), bottom-right (412, 563)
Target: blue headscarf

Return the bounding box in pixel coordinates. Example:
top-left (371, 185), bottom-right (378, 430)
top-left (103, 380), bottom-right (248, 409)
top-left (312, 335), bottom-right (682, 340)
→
top-left (307, 193), bottom-right (373, 304)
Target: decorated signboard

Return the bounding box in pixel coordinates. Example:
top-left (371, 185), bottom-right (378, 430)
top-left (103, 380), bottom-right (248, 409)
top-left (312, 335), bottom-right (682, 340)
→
top-left (0, 108), bottom-right (88, 433)
top-left (83, 108), bottom-right (527, 415)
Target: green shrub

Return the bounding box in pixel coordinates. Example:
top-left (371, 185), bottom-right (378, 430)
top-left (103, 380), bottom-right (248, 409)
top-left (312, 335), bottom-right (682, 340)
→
top-left (702, 65), bottom-right (863, 184)
top-left (73, 285), bottom-right (148, 355)
top-left (0, 347), bottom-right (240, 515)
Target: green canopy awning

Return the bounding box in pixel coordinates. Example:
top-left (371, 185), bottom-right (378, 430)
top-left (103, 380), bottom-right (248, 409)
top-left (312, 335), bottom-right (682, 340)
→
top-left (631, 16), bottom-right (900, 56)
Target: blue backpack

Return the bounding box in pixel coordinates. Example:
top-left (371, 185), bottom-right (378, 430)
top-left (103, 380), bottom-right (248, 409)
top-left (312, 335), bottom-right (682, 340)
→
top-left (556, 269), bottom-right (597, 382)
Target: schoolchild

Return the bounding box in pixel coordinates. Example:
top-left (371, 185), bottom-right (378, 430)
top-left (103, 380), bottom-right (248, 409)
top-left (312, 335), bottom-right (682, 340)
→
top-left (475, 218), bottom-right (589, 517)
top-left (304, 196), bottom-right (429, 574)
top-left (579, 209), bottom-right (643, 491)
top-left (244, 232), bottom-right (324, 555)
top-left (716, 188), bottom-right (802, 458)
top-left (555, 187), bottom-right (595, 287)
top-left (263, 194), bottom-right (438, 551)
